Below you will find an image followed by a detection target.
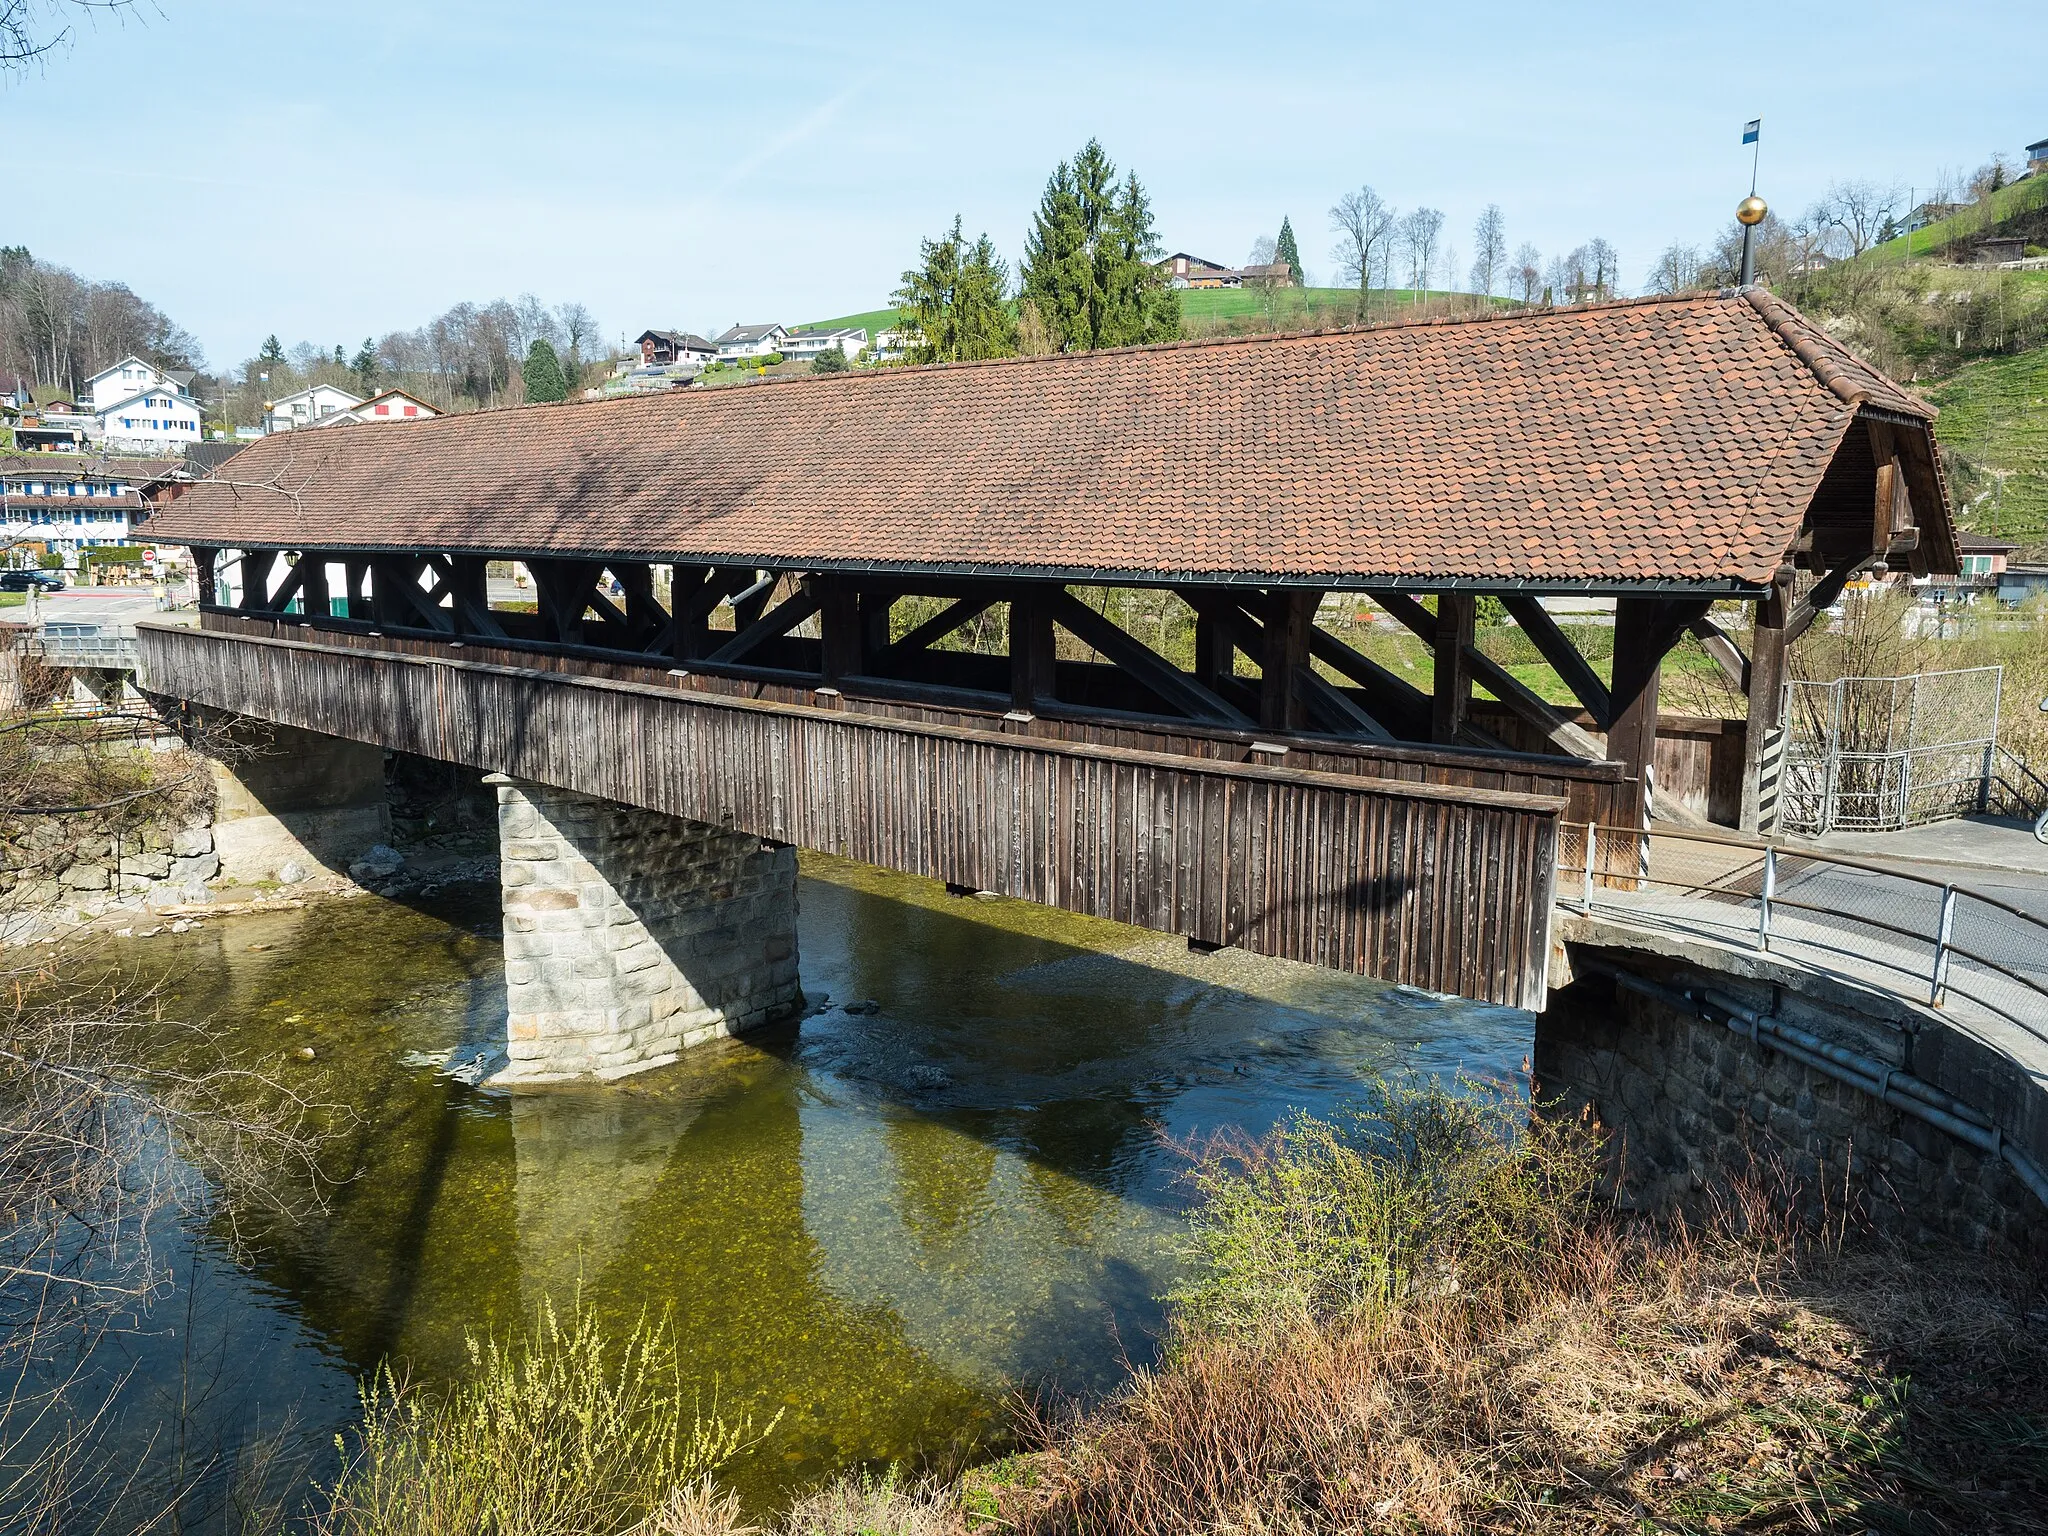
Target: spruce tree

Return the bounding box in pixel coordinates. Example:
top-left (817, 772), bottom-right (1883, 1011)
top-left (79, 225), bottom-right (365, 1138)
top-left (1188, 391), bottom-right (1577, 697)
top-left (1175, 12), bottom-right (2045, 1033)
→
top-left (522, 338), bottom-right (568, 403)
top-left (351, 337), bottom-right (377, 386)
top-left (258, 335), bottom-right (285, 364)
top-left (892, 216), bottom-right (1018, 364)
top-left (1275, 216), bottom-right (1303, 284)
top-left (1020, 140), bottom-right (1180, 352)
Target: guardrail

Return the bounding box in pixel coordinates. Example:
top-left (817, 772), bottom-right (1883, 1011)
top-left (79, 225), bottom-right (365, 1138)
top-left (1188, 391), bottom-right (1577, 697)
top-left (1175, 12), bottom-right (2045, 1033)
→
top-left (1559, 822), bottom-right (2048, 1044)
top-left (32, 621), bottom-right (139, 669)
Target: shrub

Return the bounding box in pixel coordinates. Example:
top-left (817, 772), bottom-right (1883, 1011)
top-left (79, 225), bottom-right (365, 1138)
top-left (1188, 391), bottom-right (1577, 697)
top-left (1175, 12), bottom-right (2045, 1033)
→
top-left (1167, 1077), bottom-right (1600, 1341)
top-left (315, 1296), bottom-right (770, 1536)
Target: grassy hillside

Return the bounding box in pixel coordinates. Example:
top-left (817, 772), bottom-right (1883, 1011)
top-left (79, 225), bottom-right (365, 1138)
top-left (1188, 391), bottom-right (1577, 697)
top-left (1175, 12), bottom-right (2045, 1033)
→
top-left (1865, 173), bottom-right (2048, 264)
top-left (1929, 344), bottom-right (2048, 548)
top-left (802, 286), bottom-right (1477, 344)
top-left (795, 307), bottom-right (899, 338)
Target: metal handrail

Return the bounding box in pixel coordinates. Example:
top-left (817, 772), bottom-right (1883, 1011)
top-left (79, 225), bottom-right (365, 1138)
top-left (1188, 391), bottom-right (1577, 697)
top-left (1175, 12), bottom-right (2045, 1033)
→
top-left (1558, 821), bottom-right (2048, 1042)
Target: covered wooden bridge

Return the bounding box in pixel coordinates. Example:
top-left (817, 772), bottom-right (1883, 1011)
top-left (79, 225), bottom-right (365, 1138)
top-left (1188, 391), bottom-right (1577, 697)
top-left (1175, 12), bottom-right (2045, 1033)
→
top-left (136, 289), bottom-right (1954, 1020)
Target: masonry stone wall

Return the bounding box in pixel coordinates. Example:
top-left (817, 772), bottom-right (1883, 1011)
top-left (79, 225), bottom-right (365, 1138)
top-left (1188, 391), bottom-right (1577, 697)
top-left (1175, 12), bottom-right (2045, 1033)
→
top-left (1536, 945), bottom-right (2047, 1267)
top-left (494, 778), bottom-right (801, 1083)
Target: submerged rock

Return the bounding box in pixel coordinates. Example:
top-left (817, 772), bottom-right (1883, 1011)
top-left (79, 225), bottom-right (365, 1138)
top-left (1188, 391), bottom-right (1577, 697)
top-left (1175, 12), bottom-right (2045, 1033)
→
top-left (349, 845), bottom-right (406, 883)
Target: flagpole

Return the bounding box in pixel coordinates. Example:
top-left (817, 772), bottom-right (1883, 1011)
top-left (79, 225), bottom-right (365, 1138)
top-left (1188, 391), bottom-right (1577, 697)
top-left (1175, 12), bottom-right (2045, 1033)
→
top-left (1738, 118), bottom-right (1766, 288)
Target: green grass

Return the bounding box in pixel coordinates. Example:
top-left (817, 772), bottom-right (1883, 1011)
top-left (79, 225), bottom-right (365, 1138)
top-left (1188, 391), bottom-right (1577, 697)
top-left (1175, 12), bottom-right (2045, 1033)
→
top-left (0, 592), bottom-right (24, 609)
top-left (792, 307), bottom-right (900, 339)
top-left (800, 287), bottom-right (1498, 348)
top-left (1928, 345), bottom-right (2048, 542)
top-left (1864, 174), bottom-right (2048, 264)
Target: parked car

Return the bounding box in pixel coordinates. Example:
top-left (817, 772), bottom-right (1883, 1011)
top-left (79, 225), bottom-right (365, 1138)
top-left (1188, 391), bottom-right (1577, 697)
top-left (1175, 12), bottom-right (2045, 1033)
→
top-left (0, 569), bottom-right (65, 592)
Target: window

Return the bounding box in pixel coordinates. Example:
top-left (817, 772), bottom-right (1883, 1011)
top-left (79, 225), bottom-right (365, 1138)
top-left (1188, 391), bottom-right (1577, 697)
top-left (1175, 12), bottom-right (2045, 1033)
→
top-left (403, 406), bottom-right (418, 417)
top-left (375, 404), bottom-right (390, 415)
top-left (1963, 555), bottom-right (1992, 576)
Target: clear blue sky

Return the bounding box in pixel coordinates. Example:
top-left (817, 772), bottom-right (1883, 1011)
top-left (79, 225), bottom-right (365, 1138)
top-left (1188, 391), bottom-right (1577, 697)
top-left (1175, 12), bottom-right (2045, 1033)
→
top-left (8, 0), bottom-right (2043, 371)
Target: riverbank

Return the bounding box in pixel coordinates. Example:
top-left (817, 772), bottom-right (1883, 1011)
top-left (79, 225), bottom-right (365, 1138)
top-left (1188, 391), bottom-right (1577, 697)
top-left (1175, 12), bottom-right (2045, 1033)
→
top-left (302, 1081), bottom-right (2048, 1535)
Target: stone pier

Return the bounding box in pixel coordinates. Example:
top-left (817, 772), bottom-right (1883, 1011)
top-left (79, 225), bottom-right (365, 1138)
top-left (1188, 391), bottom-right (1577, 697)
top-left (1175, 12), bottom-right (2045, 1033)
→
top-left (492, 777), bottom-right (802, 1083)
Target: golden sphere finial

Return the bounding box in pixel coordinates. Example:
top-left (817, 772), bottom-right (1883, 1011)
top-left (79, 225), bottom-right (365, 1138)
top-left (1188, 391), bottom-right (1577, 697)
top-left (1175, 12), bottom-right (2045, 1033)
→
top-left (1737, 195), bottom-right (1768, 227)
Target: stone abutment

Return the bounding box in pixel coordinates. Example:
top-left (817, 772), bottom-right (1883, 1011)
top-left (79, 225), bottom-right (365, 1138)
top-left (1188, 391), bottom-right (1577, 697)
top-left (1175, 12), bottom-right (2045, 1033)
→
top-left (492, 778), bottom-right (802, 1083)
top-left (1537, 917), bottom-right (2048, 1266)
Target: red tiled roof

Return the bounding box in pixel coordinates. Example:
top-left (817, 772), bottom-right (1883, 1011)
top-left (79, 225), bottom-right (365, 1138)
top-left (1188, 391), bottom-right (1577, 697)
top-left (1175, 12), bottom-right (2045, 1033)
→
top-left (139, 291), bottom-right (1944, 589)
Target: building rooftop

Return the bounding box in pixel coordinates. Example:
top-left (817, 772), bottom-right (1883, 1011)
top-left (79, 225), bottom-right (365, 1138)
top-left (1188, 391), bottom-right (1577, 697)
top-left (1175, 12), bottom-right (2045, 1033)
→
top-left (141, 290), bottom-right (1952, 591)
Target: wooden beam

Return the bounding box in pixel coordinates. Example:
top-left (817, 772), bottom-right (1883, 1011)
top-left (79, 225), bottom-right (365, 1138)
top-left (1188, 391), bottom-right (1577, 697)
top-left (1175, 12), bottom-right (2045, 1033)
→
top-left (1609, 597), bottom-right (1665, 810)
top-left (1499, 594), bottom-right (1612, 726)
top-left (193, 547), bottom-right (217, 606)
top-left (239, 549), bottom-right (279, 612)
top-left (1010, 590), bottom-right (1056, 710)
top-left (1302, 625), bottom-right (1430, 738)
top-left (1783, 557), bottom-right (1865, 646)
top-left (876, 594), bottom-right (997, 668)
top-left (1740, 571), bottom-right (1791, 834)
top-left (704, 583), bottom-right (821, 665)
top-left (1686, 614), bottom-right (1749, 693)
top-left (1428, 593), bottom-right (1476, 744)
top-left (1260, 589), bottom-right (1316, 732)
top-left (298, 552), bottom-right (330, 620)
top-left (1293, 666), bottom-right (1394, 740)
top-left (1044, 588), bottom-right (1250, 724)
top-left (816, 576), bottom-right (862, 683)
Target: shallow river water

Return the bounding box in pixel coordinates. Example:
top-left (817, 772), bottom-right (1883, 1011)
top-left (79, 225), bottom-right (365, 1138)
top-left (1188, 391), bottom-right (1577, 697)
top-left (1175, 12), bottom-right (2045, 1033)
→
top-left (103, 853), bottom-right (1534, 1508)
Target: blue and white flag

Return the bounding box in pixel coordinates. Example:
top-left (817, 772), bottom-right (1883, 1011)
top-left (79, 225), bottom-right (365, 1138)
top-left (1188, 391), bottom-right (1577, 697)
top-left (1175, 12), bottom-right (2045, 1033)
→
top-left (1742, 119), bottom-right (1761, 145)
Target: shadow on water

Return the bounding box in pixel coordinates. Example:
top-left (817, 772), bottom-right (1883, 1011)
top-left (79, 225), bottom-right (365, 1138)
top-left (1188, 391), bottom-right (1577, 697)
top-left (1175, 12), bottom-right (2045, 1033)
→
top-left (102, 852), bottom-right (1533, 1507)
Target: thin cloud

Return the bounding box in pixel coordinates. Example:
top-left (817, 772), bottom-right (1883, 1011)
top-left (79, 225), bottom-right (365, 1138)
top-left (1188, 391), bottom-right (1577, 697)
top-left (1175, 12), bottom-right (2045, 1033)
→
top-left (686, 77), bottom-right (873, 213)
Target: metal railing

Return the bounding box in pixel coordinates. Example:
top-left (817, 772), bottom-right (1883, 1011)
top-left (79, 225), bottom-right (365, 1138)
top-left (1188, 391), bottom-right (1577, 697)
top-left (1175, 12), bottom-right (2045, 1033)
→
top-left (1559, 821), bottom-right (2048, 1044)
top-left (31, 621), bottom-right (139, 669)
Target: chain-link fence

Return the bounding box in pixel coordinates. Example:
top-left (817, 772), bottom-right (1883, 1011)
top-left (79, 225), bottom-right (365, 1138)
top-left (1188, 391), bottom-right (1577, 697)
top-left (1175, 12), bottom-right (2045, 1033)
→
top-left (1557, 821), bottom-right (2048, 1046)
top-left (1778, 667), bottom-right (2002, 834)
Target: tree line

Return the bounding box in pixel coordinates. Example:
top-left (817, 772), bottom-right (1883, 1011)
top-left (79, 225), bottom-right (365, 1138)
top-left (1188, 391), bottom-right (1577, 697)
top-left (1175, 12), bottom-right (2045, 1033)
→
top-left (226, 294), bottom-right (605, 426)
top-left (0, 245), bottom-right (200, 402)
top-left (891, 139), bottom-right (1184, 364)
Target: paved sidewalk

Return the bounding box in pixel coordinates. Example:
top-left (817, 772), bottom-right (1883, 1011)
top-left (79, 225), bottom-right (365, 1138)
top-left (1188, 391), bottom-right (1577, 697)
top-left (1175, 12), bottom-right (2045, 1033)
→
top-left (1808, 814), bottom-right (2048, 882)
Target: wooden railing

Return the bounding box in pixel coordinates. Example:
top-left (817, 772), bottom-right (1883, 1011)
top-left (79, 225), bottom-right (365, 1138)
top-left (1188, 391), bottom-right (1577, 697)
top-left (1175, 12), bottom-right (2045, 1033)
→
top-left (141, 619), bottom-right (1567, 1009)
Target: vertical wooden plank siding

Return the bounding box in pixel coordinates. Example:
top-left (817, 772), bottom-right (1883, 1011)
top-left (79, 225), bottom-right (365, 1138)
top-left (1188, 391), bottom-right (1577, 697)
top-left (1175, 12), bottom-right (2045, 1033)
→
top-left (144, 624), bottom-right (1561, 1008)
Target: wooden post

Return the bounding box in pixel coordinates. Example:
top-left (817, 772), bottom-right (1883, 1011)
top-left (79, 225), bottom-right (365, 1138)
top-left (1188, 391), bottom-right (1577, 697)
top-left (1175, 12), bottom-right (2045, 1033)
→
top-left (817, 577), bottom-right (861, 684)
top-left (1261, 589), bottom-right (1315, 731)
top-left (299, 551), bottom-right (331, 621)
top-left (240, 549), bottom-right (279, 613)
top-left (1194, 610), bottom-right (1233, 695)
top-left (449, 556), bottom-right (489, 638)
top-left (1010, 589), bottom-right (1056, 711)
top-left (1740, 572), bottom-right (1792, 833)
top-left (1610, 597), bottom-right (1664, 822)
top-left (860, 591), bottom-right (894, 661)
top-left (1429, 592), bottom-right (1475, 744)
top-left (193, 547), bottom-right (217, 606)
top-left (344, 558), bottom-right (372, 622)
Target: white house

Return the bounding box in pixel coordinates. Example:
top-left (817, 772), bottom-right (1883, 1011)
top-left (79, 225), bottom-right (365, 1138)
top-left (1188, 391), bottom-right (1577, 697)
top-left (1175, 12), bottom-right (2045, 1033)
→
top-left (83, 356), bottom-right (192, 413)
top-left (780, 327), bottom-right (867, 365)
top-left (0, 455), bottom-right (176, 555)
top-left (714, 323), bottom-right (789, 364)
top-left (318, 388), bottom-right (440, 426)
top-left (871, 327), bottom-right (921, 363)
top-left (264, 384), bottom-right (365, 433)
top-left (98, 388), bottom-right (202, 453)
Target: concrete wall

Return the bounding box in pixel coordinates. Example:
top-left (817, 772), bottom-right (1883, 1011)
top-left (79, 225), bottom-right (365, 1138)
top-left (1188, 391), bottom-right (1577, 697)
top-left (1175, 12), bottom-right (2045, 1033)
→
top-left (494, 778), bottom-right (801, 1083)
top-left (206, 714), bottom-right (390, 881)
top-left (1538, 928), bottom-right (2047, 1265)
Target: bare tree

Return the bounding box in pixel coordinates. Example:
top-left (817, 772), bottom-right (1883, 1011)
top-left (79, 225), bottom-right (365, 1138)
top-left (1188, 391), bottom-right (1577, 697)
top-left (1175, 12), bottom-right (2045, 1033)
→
top-left (0, 0), bottom-right (134, 72)
top-left (1646, 243), bottom-right (1704, 294)
top-left (1585, 238), bottom-right (1620, 299)
top-left (1469, 205), bottom-right (1507, 299)
top-left (1512, 243), bottom-right (1542, 304)
top-left (1329, 186), bottom-right (1397, 324)
top-left (1247, 235), bottom-right (1278, 267)
top-left (1399, 207), bottom-right (1445, 299)
top-left (1818, 179), bottom-right (1904, 258)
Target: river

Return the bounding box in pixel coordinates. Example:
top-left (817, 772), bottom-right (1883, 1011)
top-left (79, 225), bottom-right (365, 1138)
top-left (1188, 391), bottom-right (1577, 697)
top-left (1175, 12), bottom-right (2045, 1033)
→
top-left (62, 852), bottom-right (1533, 1516)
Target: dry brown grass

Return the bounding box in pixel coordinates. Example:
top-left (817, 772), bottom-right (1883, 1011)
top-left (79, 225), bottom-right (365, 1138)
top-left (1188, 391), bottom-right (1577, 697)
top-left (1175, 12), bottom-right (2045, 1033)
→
top-left (976, 1104), bottom-right (2048, 1536)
